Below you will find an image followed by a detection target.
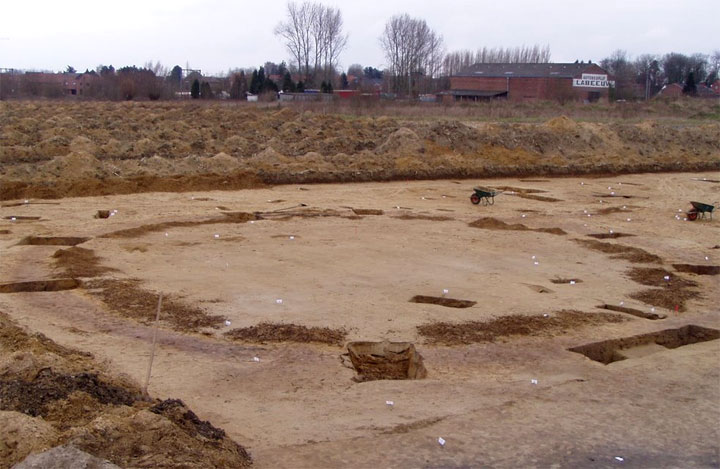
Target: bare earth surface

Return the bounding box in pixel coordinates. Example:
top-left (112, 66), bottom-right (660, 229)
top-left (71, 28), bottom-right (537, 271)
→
top-left (1, 172), bottom-right (719, 468)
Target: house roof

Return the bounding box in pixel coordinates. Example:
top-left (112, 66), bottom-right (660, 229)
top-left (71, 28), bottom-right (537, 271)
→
top-left (454, 63), bottom-right (607, 78)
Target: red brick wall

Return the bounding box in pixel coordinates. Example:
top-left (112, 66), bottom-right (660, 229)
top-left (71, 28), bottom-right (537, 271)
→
top-left (450, 75), bottom-right (609, 102)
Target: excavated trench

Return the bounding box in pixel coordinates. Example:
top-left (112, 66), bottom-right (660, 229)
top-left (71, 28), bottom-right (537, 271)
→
top-left (0, 278), bottom-right (80, 293)
top-left (569, 325), bottom-right (720, 364)
top-left (587, 232), bottom-right (636, 239)
top-left (346, 341), bottom-right (427, 382)
top-left (597, 304), bottom-right (666, 320)
top-left (410, 295), bottom-right (476, 308)
top-left (17, 236), bottom-right (90, 246)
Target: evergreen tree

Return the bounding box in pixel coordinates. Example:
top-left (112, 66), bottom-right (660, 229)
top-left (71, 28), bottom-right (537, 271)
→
top-left (200, 81), bottom-right (213, 99)
top-left (326, 81), bottom-right (333, 94)
top-left (340, 72), bottom-right (348, 89)
top-left (190, 79), bottom-right (200, 99)
top-left (296, 81), bottom-right (305, 93)
top-left (320, 81), bottom-right (327, 93)
top-left (257, 67), bottom-right (266, 89)
top-left (230, 73), bottom-right (248, 99)
top-left (169, 65), bottom-right (182, 85)
top-left (262, 76), bottom-right (279, 93)
top-left (249, 69), bottom-right (260, 94)
top-left (683, 71), bottom-right (697, 95)
top-left (282, 71), bottom-right (295, 92)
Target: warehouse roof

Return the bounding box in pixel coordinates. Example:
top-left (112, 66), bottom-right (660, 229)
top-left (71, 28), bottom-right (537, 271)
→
top-left (455, 63), bottom-right (607, 78)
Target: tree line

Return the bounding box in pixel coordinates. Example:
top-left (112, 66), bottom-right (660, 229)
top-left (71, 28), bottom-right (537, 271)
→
top-left (2, 1), bottom-right (718, 101)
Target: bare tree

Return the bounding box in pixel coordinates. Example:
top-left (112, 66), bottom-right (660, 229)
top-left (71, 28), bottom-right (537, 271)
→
top-left (275, 2), bottom-right (347, 87)
top-left (442, 45), bottom-right (551, 76)
top-left (379, 14), bottom-right (444, 96)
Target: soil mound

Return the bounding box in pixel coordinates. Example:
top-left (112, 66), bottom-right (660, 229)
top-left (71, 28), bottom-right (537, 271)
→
top-left (377, 128), bottom-right (425, 155)
top-left (0, 312), bottom-right (252, 468)
top-left (52, 247), bottom-right (117, 278)
top-left (469, 217), bottom-right (566, 235)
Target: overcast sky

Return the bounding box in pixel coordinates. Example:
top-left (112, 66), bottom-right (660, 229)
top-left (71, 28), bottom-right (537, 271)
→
top-left (1, 0), bottom-right (717, 75)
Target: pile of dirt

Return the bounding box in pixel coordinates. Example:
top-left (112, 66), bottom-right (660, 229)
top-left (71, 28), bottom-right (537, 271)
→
top-left (626, 267), bottom-right (698, 289)
top-left (84, 279), bottom-right (225, 332)
top-left (469, 217), bottom-right (566, 235)
top-left (0, 311), bottom-right (251, 468)
top-left (417, 310), bottom-right (627, 345)
top-left (1, 102), bottom-right (719, 200)
top-left (225, 322), bottom-right (346, 345)
top-left (573, 239), bottom-right (662, 264)
top-left (52, 247), bottom-right (117, 278)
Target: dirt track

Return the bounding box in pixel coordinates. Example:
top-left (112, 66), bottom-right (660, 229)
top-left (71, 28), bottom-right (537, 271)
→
top-left (1, 171), bottom-right (718, 467)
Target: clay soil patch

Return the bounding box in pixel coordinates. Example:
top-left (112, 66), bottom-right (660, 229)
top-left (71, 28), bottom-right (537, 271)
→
top-left (469, 217), bottom-right (566, 235)
top-left (574, 239), bottom-right (662, 264)
top-left (418, 310), bottom-right (627, 345)
top-left (672, 264), bottom-right (720, 276)
top-left (346, 341), bottom-right (427, 382)
top-left (0, 278), bottom-right (80, 293)
top-left (225, 322), bottom-right (346, 345)
top-left (568, 325), bottom-right (720, 364)
top-left (52, 247), bottom-right (118, 278)
top-left (84, 279), bottom-right (225, 332)
top-left (17, 236), bottom-right (90, 246)
top-left (410, 295), bottom-right (476, 308)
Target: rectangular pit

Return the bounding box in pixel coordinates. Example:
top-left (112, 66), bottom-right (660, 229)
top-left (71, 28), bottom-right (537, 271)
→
top-left (0, 278), bottom-right (81, 293)
top-left (597, 304), bottom-right (666, 320)
top-left (410, 295), bottom-right (476, 308)
top-left (347, 341), bottom-right (427, 382)
top-left (569, 325), bottom-right (720, 364)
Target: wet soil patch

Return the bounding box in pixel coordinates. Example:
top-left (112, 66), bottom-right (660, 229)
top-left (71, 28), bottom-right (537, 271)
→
top-left (100, 212), bottom-right (257, 238)
top-left (0, 229), bottom-right (11, 234)
top-left (346, 341), bottom-right (427, 382)
top-left (52, 247), bottom-right (118, 278)
top-left (672, 264), bottom-right (720, 276)
top-left (418, 310), bottom-right (627, 345)
top-left (597, 304), bottom-right (666, 320)
top-left (520, 179), bottom-right (550, 183)
top-left (551, 277), bottom-right (583, 284)
top-left (0, 368), bottom-right (140, 417)
top-left (626, 267), bottom-right (698, 288)
top-left (225, 322), bottom-right (346, 345)
top-left (593, 193), bottom-right (645, 199)
top-left (587, 232), bottom-right (636, 239)
top-left (469, 217), bottom-right (566, 235)
top-left (568, 325), bottom-right (720, 364)
top-left (410, 295), bottom-right (476, 308)
top-left (573, 239), bottom-right (662, 264)
top-left (394, 214), bottom-right (454, 222)
top-left (352, 208), bottom-right (384, 215)
top-left (84, 278), bottom-right (225, 332)
top-left (17, 236), bottom-right (90, 246)
top-left (150, 399), bottom-right (226, 441)
top-left (0, 278), bottom-right (80, 293)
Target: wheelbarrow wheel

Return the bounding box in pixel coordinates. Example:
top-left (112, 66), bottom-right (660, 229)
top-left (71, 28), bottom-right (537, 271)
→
top-left (488, 196), bottom-right (495, 205)
top-left (687, 210), bottom-right (698, 221)
top-left (470, 194), bottom-right (480, 205)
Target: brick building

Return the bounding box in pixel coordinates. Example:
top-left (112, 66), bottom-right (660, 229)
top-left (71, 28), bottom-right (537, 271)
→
top-left (442, 62), bottom-right (613, 103)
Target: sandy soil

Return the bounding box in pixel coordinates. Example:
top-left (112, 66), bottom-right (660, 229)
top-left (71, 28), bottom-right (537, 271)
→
top-left (1, 172), bottom-right (719, 467)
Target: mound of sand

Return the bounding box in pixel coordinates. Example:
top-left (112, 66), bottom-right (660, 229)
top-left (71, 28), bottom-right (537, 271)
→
top-left (377, 128), bottom-right (425, 155)
top-left (544, 116), bottom-right (579, 132)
